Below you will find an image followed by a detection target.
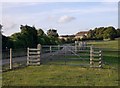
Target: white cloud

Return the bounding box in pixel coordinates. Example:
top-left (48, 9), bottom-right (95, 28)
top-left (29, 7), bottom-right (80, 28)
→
top-left (2, 20), bottom-right (17, 30)
top-left (58, 15), bottom-right (76, 23)
top-left (1, 1), bottom-right (118, 36)
top-left (2, 17), bottom-right (20, 36)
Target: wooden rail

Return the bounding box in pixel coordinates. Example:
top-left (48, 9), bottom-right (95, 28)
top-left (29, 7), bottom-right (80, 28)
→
top-left (27, 44), bottom-right (41, 66)
top-left (90, 46), bottom-right (102, 68)
top-left (6, 43), bottom-right (103, 69)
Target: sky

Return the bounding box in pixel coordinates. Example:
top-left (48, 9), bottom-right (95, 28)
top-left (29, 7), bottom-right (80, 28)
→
top-left (0, 0), bottom-right (119, 36)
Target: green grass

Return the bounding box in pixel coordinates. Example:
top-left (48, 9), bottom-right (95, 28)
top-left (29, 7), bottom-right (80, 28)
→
top-left (3, 65), bottom-right (118, 86)
top-left (2, 39), bottom-right (119, 86)
top-left (87, 39), bottom-right (119, 69)
top-left (87, 40), bottom-right (119, 50)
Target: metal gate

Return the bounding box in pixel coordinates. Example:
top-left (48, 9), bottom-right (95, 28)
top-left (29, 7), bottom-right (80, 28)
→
top-left (27, 42), bottom-right (103, 68)
top-left (40, 44), bottom-right (91, 67)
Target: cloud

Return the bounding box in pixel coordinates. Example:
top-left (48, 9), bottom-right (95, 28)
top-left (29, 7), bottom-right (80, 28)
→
top-left (3, 22), bottom-right (17, 30)
top-left (2, 22), bottom-right (19, 36)
top-left (2, 18), bottom-right (18, 34)
top-left (58, 15), bottom-right (76, 23)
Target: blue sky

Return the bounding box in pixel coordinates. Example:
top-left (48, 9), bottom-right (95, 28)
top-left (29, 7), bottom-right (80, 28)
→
top-left (1, 1), bottom-right (118, 36)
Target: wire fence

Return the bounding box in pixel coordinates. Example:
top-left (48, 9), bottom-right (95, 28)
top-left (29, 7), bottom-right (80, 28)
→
top-left (2, 48), bottom-right (27, 71)
top-left (2, 48), bottom-right (27, 59)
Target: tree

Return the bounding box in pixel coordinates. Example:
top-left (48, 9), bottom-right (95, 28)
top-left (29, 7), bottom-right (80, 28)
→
top-left (37, 28), bottom-right (52, 45)
top-left (103, 26), bottom-right (117, 40)
top-left (20, 25), bottom-right (38, 48)
top-left (0, 24), bottom-right (2, 33)
top-left (0, 24), bottom-right (2, 47)
top-left (37, 28), bottom-right (45, 36)
top-left (10, 25), bottom-right (38, 48)
top-left (47, 29), bottom-right (59, 37)
top-left (87, 29), bottom-right (94, 39)
top-left (87, 26), bottom-right (117, 40)
top-left (2, 35), bottom-right (13, 49)
top-left (10, 33), bottom-right (24, 48)
top-left (94, 27), bottom-right (104, 39)
top-left (0, 24), bottom-right (13, 49)
top-left (116, 28), bottom-right (120, 38)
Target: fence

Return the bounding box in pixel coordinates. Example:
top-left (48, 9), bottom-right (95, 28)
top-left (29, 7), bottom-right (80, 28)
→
top-left (90, 46), bottom-right (102, 68)
top-left (2, 42), bottom-right (105, 71)
top-left (40, 45), bottom-right (90, 66)
top-left (2, 48), bottom-right (27, 71)
top-left (27, 44), bottom-right (41, 65)
top-left (39, 44), bottom-right (102, 68)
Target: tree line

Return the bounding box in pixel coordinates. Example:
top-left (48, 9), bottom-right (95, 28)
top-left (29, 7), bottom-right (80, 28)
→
top-left (1, 24), bottom-right (120, 50)
top-left (59, 26), bottom-right (120, 43)
top-left (1, 25), bottom-right (60, 49)
top-left (87, 26), bottom-right (120, 40)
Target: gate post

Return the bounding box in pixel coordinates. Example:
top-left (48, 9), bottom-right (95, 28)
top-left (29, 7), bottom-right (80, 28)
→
top-left (90, 46), bottom-right (94, 67)
top-left (37, 44), bottom-right (41, 65)
top-left (99, 50), bottom-right (102, 68)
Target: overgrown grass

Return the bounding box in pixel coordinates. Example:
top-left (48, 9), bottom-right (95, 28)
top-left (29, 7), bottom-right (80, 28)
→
top-left (2, 39), bottom-right (119, 86)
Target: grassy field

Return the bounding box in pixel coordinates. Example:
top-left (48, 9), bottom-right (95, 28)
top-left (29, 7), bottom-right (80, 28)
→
top-left (87, 39), bottom-right (119, 50)
top-left (3, 65), bottom-right (118, 86)
top-left (2, 39), bottom-right (119, 86)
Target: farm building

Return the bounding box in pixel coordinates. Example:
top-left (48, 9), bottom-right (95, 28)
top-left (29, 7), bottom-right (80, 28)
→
top-left (59, 35), bottom-right (75, 41)
top-left (75, 31), bottom-right (88, 39)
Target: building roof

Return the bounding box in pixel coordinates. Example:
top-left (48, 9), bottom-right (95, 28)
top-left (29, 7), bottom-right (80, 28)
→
top-left (76, 31), bottom-right (88, 36)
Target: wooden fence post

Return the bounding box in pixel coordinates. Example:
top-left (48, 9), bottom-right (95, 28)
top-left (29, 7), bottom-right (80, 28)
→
top-left (37, 44), bottom-right (41, 65)
top-left (75, 41), bottom-right (77, 53)
top-left (90, 46), bottom-right (93, 67)
top-left (99, 50), bottom-right (102, 68)
top-left (58, 45), bottom-right (60, 50)
top-left (84, 42), bottom-right (87, 49)
top-left (64, 46), bottom-right (67, 65)
top-left (10, 48), bottom-right (12, 69)
top-left (27, 47), bottom-right (29, 66)
top-left (50, 46), bottom-right (52, 53)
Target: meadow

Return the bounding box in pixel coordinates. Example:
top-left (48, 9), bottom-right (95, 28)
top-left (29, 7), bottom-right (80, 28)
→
top-left (2, 39), bottom-right (119, 87)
